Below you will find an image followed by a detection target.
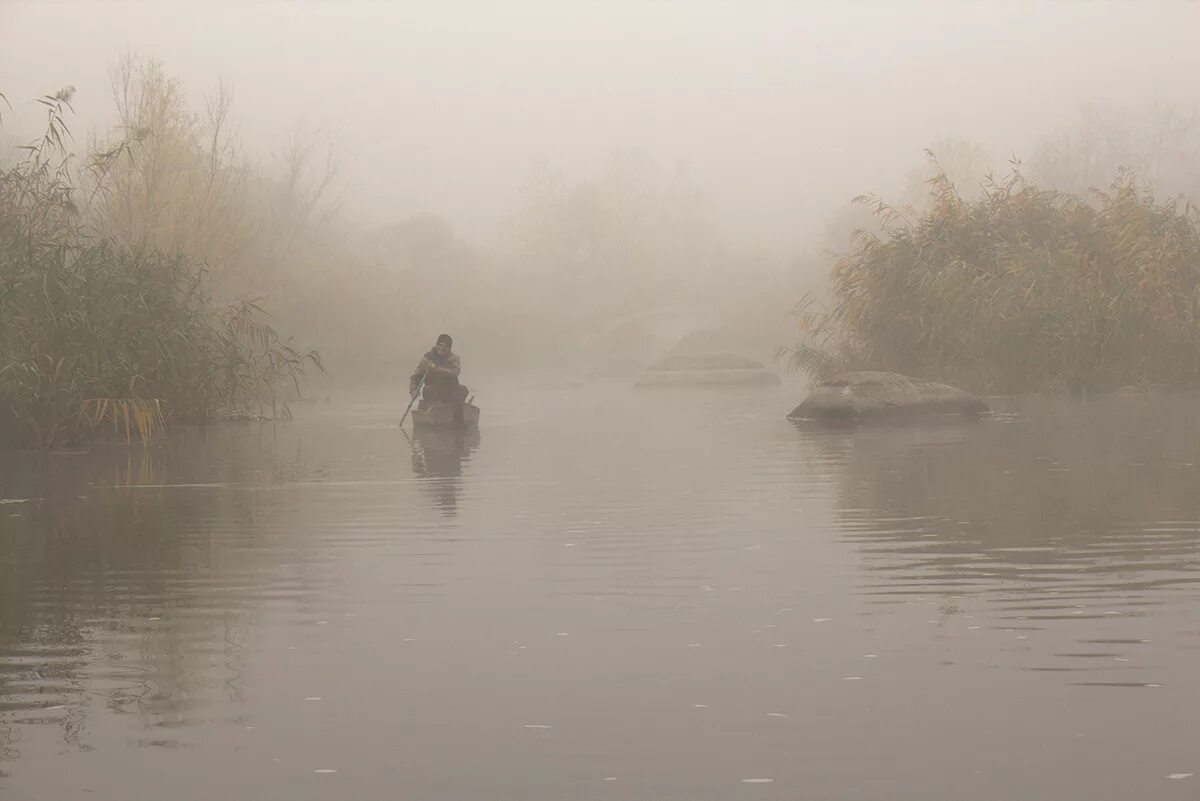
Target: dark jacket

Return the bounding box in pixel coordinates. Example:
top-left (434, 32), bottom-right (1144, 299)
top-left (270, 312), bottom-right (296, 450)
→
top-left (410, 351), bottom-right (462, 395)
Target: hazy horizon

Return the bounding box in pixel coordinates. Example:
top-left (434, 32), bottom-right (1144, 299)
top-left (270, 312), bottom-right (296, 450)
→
top-left (10, 10), bottom-right (1200, 799)
top-left (5, 1), bottom-right (1200, 257)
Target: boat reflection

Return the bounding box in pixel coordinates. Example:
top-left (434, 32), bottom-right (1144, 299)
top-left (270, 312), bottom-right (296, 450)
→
top-left (410, 426), bottom-right (481, 516)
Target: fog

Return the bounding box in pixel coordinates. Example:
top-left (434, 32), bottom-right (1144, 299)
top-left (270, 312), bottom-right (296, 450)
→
top-left (12, 5), bottom-right (1200, 798)
top-left (6, 1), bottom-right (1199, 251)
top-left (5, 0), bottom-right (1200, 384)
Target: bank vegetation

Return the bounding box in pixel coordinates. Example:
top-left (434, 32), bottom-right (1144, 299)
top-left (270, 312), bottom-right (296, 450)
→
top-left (787, 160), bottom-right (1200, 394)
top-left (0, 81), bottom-right (321, 447)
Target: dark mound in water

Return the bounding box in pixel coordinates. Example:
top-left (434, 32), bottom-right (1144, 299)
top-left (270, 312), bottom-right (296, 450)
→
top-left (635, 353), bottom-right (780, 387)
top-left (649, 352), bottom-right (768, 372)
top-left (634, 329), bottom-right (782, 388)
top-left (789, 371), bottom-right (989, 422)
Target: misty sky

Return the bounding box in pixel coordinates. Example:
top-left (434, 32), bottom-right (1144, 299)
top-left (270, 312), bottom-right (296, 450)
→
top-left (3, 1), bottom-right (1200, 256)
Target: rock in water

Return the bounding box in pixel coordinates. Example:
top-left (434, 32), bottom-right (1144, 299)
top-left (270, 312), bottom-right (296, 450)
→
top-left (788, 371), bottom-right (989, 422)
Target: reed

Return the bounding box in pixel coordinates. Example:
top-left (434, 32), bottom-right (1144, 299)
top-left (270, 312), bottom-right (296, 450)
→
top-left (0, 87), bottom-right (321, 447)
top-left (785, 162), bottom-right (1200, 394)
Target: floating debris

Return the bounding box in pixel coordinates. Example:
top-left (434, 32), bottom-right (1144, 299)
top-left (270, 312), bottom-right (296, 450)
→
top-left (523, 724), bottom-right (552, 729)
top-left (842, 676), bottom-right (863, 681)
top-left (765, 712), bottom-right (788, 717)
top-left (604, 777), bottom-right (618, 781)
top-left (741, 778), bottom-right (774, 783)
top-left (812, 618), bottom-right (831, 623)
top-left (863, 654), bottom-right (878, 658)
top-left (692, 704), bottom-right (709, 708)
top-left (314, 769), bottom-right (338, 774)
top-left (1168, 773), bottom-right (1193, 780)
top-left (304, 697), bottom-right (322, 701)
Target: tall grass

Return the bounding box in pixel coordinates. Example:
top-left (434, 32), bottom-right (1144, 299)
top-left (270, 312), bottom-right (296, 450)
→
top-left (0, 88), bottom-right (321, 447)
top-left (785, 162), bottom-right (1200, 394)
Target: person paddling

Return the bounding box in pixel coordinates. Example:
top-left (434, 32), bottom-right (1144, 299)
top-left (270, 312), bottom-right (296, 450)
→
top-left (410, 334), bottom-right (468, 408)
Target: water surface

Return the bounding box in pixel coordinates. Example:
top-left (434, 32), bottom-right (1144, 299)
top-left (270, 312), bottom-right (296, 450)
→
top-left (2, 382), bottom-right (1199, 800)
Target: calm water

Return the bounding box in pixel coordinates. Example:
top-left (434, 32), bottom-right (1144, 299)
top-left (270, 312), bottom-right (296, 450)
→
top-left (2, 381), bottom-right (1200, 800)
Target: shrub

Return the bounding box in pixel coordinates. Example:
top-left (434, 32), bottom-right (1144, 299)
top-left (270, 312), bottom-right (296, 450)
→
top-left (0, 88), bottom-right (320, 447)
top-left (786, 163), bottom-right (1200, 394)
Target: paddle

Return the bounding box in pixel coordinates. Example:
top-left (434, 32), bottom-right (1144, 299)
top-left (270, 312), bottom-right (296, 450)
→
top-left (399, 371), bottom-right (427, 429)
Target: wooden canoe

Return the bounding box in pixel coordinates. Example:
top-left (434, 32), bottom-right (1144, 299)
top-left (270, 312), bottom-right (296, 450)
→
top-left (411, 401), bottom-right (480, 428)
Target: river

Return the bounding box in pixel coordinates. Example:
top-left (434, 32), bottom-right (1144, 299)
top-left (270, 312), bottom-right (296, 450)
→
top-left (2, 380), bottom-right (1199, 800)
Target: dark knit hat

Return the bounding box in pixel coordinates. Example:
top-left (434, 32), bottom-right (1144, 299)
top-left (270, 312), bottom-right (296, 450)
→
top-left (436, 333), bottom-right (453, 347)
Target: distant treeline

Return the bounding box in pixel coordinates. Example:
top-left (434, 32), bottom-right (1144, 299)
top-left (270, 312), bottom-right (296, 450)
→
top-left (11, 53), bottom-right (1198, 445)
top-left (788, 165), bottom-right (1200, 393)
top-left (0, 55), bottom-right (794, 447)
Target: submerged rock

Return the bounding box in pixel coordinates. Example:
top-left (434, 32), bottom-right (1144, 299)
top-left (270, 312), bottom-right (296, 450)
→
top-left (788, 371), bottom-right (989, 422)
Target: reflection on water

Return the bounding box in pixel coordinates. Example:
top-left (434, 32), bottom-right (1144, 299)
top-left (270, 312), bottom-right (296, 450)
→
top-left (803, 394), bottom-right (1200, 590)
top-left (0, 444), bottom-right (259, 758)
top-left (796, 395), bottom-right (1200, 692)
top-left (408, 426), bottom-right (481, 516)
top-left (3, 386), bottom-right (1200, 800)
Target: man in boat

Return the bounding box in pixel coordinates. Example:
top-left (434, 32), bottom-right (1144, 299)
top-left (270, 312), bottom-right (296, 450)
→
top-left (410, 333), bottom-right (468, 409)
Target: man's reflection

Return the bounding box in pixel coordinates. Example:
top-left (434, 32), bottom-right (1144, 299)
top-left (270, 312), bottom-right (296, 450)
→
top-left (410, 427), bottom-right (481, 516)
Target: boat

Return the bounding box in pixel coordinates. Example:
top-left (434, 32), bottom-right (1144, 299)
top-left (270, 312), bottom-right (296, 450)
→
top-left (411, 400), bottom-right (480, 428)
